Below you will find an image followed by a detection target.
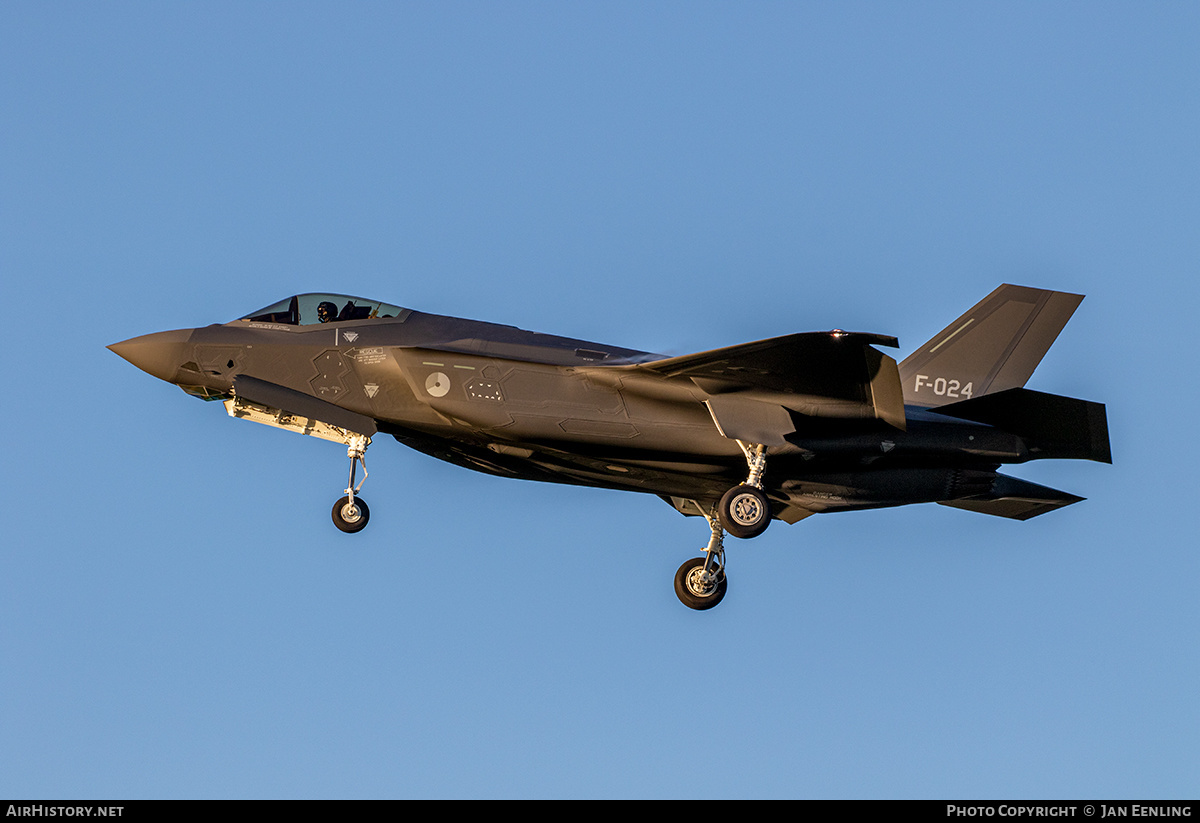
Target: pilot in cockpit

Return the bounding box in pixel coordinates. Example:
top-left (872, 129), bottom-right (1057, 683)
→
top-left (316, 301), bottom-right (339, 323)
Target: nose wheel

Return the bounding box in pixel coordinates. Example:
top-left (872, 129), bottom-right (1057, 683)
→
top-left (332, 495), bottom-right (370, 533)
top-left (332, 434), bottom-right (371, 533)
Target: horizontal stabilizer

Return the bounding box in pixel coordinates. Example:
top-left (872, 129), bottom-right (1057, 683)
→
top-left (938, 473), bottom-right (1084, 520)
top-left (633, 331), bottom-right (905, 430)
top-left (900, 284), bottom-right (1083, 407)
top-left (233, 375), bottom-right (377, 436)
top-left (932, 387), bottom-right (1111, 464)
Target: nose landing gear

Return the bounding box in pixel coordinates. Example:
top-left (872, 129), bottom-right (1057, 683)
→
top-left (332, 434), bottom-right (371, 533)
top-left (332, 494), bottom-right (370, 533)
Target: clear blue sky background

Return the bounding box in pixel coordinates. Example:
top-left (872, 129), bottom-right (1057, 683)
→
top-left (2, 2), bottom-right (1196, 799)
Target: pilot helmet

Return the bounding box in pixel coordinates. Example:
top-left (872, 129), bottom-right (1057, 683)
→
top-left (316, 301), bottom-right (338, 323)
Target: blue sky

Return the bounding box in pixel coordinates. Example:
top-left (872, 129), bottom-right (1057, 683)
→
top-left (2, 2), bottom-right (1196, 798)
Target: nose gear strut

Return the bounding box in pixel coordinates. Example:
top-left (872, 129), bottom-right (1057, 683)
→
top-left (222, 393), bottom-right (376, 534)
top-left (331, 434), bottom-right (371, 533)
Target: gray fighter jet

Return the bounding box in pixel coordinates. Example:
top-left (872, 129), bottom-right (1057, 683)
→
top-left (110, 284), bottom-right (1110, 610)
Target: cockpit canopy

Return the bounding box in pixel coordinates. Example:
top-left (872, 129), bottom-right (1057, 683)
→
top-left (239, 293), bottom-right (409, 326)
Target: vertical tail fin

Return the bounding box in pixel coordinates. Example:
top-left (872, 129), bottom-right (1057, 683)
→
top-left (899, 284), bottom-right (1083, 407)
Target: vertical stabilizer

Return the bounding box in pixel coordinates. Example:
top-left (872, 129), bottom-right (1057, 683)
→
top-left (899, 284), bottom-right (1083, 407)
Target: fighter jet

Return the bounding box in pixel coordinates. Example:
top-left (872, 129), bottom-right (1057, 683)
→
top-left (109, 284), bottom-right (1110, 610)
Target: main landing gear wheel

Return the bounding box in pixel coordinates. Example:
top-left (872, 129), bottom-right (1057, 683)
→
top-left (674, 513), bottom-right (728, 611)
top-left (718, 484), bottom-right (770, 539)
top-left (674, 557), bottom-right (727, 610)
top-left (332, 495), bottom-right (370, 533)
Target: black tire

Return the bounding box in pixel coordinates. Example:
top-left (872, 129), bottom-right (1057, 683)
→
top-left (718, 484), bottom-right (770, 539)
top-left (674, 557), bottom-right (727, 610)
top-left (332, 495), bottom-right (370, 533)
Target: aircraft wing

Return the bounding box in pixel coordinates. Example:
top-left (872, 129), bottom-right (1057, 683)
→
top-left (633, 331), bottom-right (897, 387)
top-left (625, 331), bottom-right (906, 434)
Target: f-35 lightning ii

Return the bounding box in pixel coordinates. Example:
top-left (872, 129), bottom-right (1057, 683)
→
top-left (109, 284), bottom-right (1110, 610)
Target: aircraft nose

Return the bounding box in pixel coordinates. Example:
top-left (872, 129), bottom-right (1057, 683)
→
top-left (108, 329), bottom-right (192, 383)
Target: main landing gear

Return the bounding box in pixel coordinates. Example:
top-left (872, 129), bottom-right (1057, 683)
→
top-left (675, 441), bottom-right (773, 610)
top-left (332, 434), bottom-right (371, 533)
top-left (717, 441), bottom-right (770, 539)
top-left (674, 514), bottom-right (727, 610)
